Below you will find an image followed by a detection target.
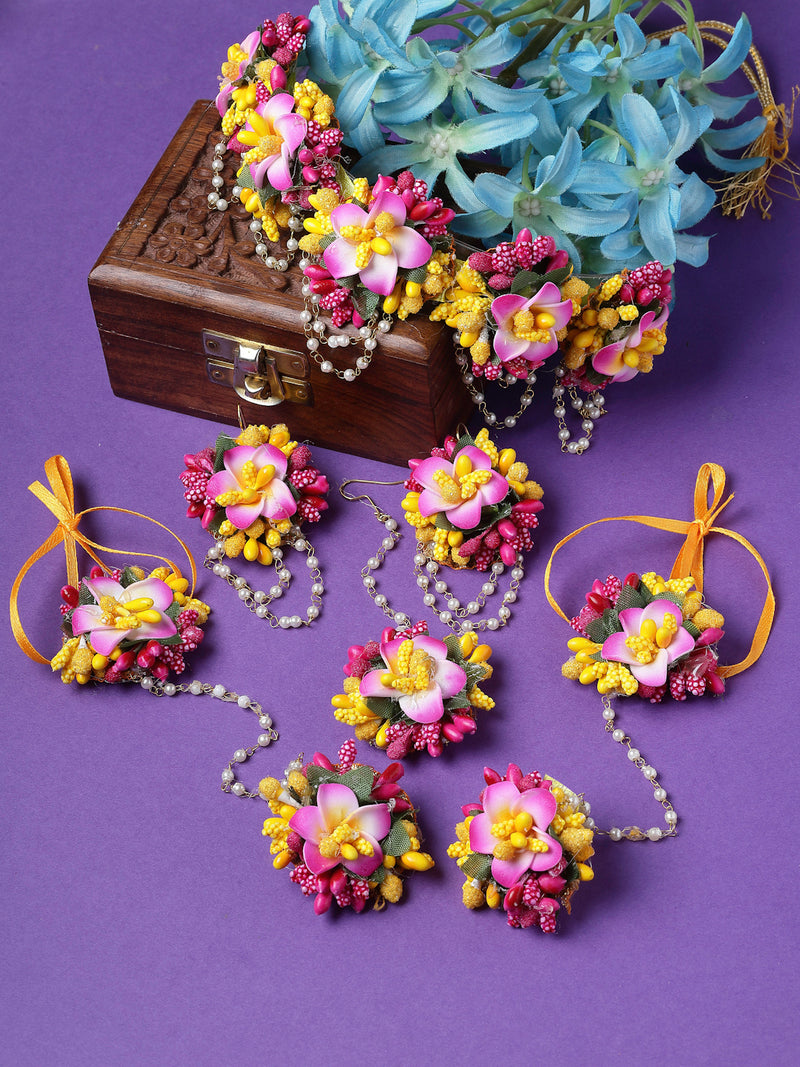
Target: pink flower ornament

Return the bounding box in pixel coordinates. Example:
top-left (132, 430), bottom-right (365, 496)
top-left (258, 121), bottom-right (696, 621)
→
top-left (289, 782), bottom-right (391, 879)
top-left (469, 780), bottom-right (563, 888)
top-left (592, 307), bottom-right (669, 383)
top-left (323, 189), bottom-right (433, 297)
top-left (359, 635), bottom-right (467, 724)
top-left (71, 575), bottom-right (178, 658)
top-left (491, 282), bottom-right (573, 367)
top-left (206, 443), bottom-right (296, 529)
top-left (413, 445), bottom-right (508, 530)
top-left (601, 599), bottom-right (695, 686)
top-left (237, 93), bottom-right (307, 191)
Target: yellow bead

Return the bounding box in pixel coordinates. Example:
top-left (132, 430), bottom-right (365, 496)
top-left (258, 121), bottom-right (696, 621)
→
top-left (514, 811), bottom-right (533, 833)
top-left (399, 850), bottom-right (435, 871)
top-left (486, 884), bottom-right (501, 909)
top-left (383, 854), bottom-right (396, 868)
top-left (273, 850), bottom-right (292, 870)
top-left (469, 643), bottom-right (492, 663)
top-left (454, 453), bottom-right (473, 479)
top-left (509, 831), bottom-right (528, 849)
top-left (568, 637), bottom-right (593, 652)
top-left (577, 862), bottom-right (594, 881)
top-left (243, 538), bottom-right (259, 562)
top-left (375, 721), bottom-right (390, 749)
top-left (91, 653), bottom-right (108, 671)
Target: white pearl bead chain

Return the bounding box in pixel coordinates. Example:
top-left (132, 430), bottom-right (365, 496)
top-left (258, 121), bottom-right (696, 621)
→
top-left (552, 367), bottom-right (606, 455)
top-left (144, 678), bottom-right (278, 798)
top-left (593, 697), bottom-right (678, 841)
top-left (300, 263), bottom-right (390, 382)
top-left (454, 347), bottom-right (536, 430)
top-left (204, 531), bottom-right (323, 628)
top-left (343, 480), bottom-right (524, 635)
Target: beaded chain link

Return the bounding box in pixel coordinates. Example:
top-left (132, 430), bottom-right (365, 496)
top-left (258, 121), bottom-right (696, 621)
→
top-left (343, 480), bottom-right (524, 636)
top-left (590, 696), bottom-right (679, 842)
top-left (454, 346), bottom-right (536, 430)
top-left (552, 368), bottom-right (607, 455)
top-left (144, 678), bottom-right (279, 798)
top-left (205, 531), bottom-right (323, 629)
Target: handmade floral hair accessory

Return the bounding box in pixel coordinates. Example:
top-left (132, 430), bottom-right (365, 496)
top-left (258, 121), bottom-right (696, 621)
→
top-left (449, 763), bottom-right (595, 933)
top-left (181, 421), bottom-right (328, 628)
top-left (341, 427), bottom-right (541, 634)
top-left (256, 741), bottom-right (434, 914)
top-left (544, 462), bottom-right (775, 841)
top-left (331, 622), bottom-right (494, 758)
top-left (204, 7), bottom-right (795, 441)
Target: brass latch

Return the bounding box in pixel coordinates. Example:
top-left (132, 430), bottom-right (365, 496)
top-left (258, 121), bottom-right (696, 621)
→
top-left (203, 330), bottom-right (312, 407)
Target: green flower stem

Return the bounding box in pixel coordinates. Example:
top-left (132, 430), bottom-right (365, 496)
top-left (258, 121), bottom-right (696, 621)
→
top-left (585, 118), bottom-right (635, 158)
top-left (497, 0), bottom-right (592, 84)
top-left (412, 0), bottom-right (554, 38)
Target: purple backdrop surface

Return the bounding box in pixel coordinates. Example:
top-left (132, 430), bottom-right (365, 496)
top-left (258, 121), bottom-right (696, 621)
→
top-left (1, 2), bottom-right (797, 1064)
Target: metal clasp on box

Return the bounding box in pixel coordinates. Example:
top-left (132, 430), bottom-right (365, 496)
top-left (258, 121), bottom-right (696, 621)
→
top-left (203, 330), bottom-right (312, 407)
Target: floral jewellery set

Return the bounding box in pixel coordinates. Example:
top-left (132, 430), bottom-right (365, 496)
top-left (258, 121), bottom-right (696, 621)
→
top-left (10, 456), bottom-right (277, 746)
top-left (180, 421), bottom-right (329, 628)
top-left (205, 6), bottom-right (796, 450)
top-left (221, 738), bottom-right (434, 915)
top-left (541, 462), bottom-right (774, 843)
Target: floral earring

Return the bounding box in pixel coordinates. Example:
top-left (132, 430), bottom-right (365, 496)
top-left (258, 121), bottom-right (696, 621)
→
top-left (341, 425), bottom-right (544, 635)
top-left (10, 456), bottom-right (276, 744)
top-left (180, 422), bottom-right (329, 629)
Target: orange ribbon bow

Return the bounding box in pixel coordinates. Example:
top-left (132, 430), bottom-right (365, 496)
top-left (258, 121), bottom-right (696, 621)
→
top-left (544, 463), bottom-right (775, 678)
top-left (10, 455), bottom-right (197, 665)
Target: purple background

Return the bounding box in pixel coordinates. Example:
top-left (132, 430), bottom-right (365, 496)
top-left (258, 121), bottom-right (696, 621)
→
top-left (2, 2), bottom-right (797, 1063)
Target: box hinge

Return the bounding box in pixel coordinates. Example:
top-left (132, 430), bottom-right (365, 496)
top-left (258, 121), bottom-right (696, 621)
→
top-left (203, 330), bottom-right (312, 407)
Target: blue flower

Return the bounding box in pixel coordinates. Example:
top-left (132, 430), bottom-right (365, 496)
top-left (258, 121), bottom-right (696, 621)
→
top-left (455, 127), bottom-right (629, 267)
top-left (357, 109), bottom-right (539, 213)
top-left (576, 89), bottom-right (715, 265)
top-left (522, 15), bottom-right (683, 129)
top-left (373, 27), bottom-right (541, 126)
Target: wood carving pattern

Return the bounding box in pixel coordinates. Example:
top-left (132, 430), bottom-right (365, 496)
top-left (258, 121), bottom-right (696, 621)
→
top-left (141, 127), bottom-right (293, 292)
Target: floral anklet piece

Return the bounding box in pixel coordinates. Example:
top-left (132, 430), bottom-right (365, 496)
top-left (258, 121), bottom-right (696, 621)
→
top-left (256, 741), bottom-right (434, 914)
top-left (341, 427), bottom-right (542, 635)
top-left (331, 622), bottom-right (495, 759)
top-left (449, 763), bottom-right (595, 933)
top-left (544, 462), bottom-right (775, 839)
top-left (181, 421), bottom-right (328, 628)
top-left (10, 456), bottom-right (276, 739)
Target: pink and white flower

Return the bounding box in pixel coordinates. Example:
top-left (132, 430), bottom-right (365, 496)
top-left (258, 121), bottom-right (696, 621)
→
top-left (591, 306), bottom-right (669, 382)
top-left (469, 780), bottom-right (562, 887)
top-left (206, 443), bottom-right (296, 529)
top-left (360, 635), bottom-right (467, 724)
top-left (237, 93), bottom-right (307, 191)
top-left (215, 31), bottom-right (262, 115)
top-left (289, 782), bottom-right (390, 879)
top-left (490, 282), bottom-right (573, 367)
top-left (323, 189), bottom-right (433, 297)
top-left (413, 445), bottom-right (508, 530)
top-left (601, 598), bottom-right (695, 686)
top-left (71, 576), bottom-right (178, 658)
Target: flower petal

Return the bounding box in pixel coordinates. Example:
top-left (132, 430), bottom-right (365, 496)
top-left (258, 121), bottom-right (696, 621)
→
top-left (330, 202), bottom-right (368, 234)
top-left (630, 648), bottom-right (669, 687)
top-left (82, 576), bottom-right (124, 602)
top-left (289, 804), bottom-right (327, 843)
top-left (123, 577), bottom-right (173, 613)
top-left (468, 812), bottom-right (498, 854)
top-left (601, 631), bottom-right (639, 666)
top-left (302, 839), bottom-right (338, 875)
top-left (359, 249), bottom-right (399, 296)
top-left (323, 237), bottom-right (361, 279)
top-left (399, 686), bottom-right (445, 724)
top-left (261, 478), bottom-right (297, 522)
top-left (491, 853), bottom-right (533, 888)
top-left (529, 831), bottom-right (563, 871)
top-left (315, 782), bottom-right (358, 827)
top-left (517, 786), bottom-right (558, 830)
top-left (481, 781), bottom-right (523, 822)
top-left (350, 802), bottom-right (391, 842)
top-left (342, 835), bottom-right (383, 878)
top-left (359, 668), bottom-right (398, 700)
top-left (225, 500), bottom-right (265, 530)
top-left (386, 224), bottom-right (432, 269)
top-left (618, 606), bottom-right (644, 636)
top-left (432, 658), bottom-right (467, 700)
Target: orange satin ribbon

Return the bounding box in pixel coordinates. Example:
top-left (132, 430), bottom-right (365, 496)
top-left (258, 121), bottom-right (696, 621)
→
top-left (10, 455), bottom-right (197, 665)
top-left (544, 463), bottom-right (775, 679)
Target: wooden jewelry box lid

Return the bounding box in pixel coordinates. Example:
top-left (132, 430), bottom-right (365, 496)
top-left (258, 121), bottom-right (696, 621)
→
top-left (88, 100), bottom-right (473, 464)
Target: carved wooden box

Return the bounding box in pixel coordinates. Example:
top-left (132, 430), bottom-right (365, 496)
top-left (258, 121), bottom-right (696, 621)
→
top-left (88, 101), bottom-right (472, 464)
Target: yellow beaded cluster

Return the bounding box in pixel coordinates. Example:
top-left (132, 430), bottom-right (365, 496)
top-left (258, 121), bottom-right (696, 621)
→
top-left (429, 264), bottom-right (492, 359)
top-left (292, 79), bottom-right (335, 126)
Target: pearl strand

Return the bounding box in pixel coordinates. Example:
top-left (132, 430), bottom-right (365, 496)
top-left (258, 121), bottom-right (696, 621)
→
top-left (592, 697), bottom-right (678, 841)
top-left (300, 263), bottom-right (389, 382)
top-left (552, 368), bottom-right (605, 455)
top-left (355, 498), bottom-right (523, 635)
top-left (205, 531), bottom-right (323, 628)
top-left (144, 678), bottom-right (278, 798)
top-left (454, 347), bottom-right (536, 430)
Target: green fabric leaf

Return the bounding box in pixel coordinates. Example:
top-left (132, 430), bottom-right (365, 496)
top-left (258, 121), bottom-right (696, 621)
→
top-left (335, 164), bottom-right (356, 202)
top-left (585, 618), bottom-right (607, 644)
top-left (119, 567), bottom-right (142, 587)
top-left (337, 765), bottom-right (375, 804)
top-left (318, 233), bottom-right (336, 251)
top-left (444, 634), bottom-right (464, 662)
top-left (237, 166), bottom-right (254, 191)
top-left (214, 433), bottom-right (237, 471)
top-left (433, 512), bottom-right (453, 530)
top-left (207, 512), bottom-right (225, 539)
top-left (306, 764), bottom-right (335, 794)
top-left (465, 663), bottom-right (487, 690)
top-left (461, 852), bottom-right (493, 882)
top-left (684, 620), bottom-right (700, 639)
top-left (77, 581), bottom-right (95, 606)
top-left (601, 609), bottom-right (620, 637)
top-left (369, 865), bottom-right (387, 885)
top-left (583, 363), bottom-right (609, 387)
top-left (405, 264), bottom-right (429, 283)
top-left (614, 585), bottom-right (646, 611)
top-left (381, 821), bottom-right (412, 856)
top-left (363, 695), bottom-right (397, 720)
